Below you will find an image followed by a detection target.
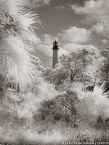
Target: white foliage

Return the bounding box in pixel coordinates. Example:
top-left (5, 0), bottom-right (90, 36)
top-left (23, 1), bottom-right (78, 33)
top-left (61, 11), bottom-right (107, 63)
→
top-left (0, 0), bottom-right (39, 89)
top-left (73, 84), bottom-right (109, 124)
top-left (32, 77), bottom-right (58, 100)
top-left (4, 77), bottom-right (57, 120)
top-left (17, 92), bottom-right (39, 119)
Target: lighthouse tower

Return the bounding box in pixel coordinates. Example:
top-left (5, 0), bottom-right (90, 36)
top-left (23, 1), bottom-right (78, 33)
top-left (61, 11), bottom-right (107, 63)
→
top-left (52, 40), bottom-right (60, 68)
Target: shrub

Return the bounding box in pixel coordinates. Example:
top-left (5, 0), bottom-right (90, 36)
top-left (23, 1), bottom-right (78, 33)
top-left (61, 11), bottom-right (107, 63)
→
top-left (36, 89), bottom-right (79, 128)
top-left (73, 83), bottom-right (109, 127)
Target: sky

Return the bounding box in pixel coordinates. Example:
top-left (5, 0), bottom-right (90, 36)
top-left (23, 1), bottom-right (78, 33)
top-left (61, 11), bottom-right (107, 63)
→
top-left (28, 0), bottom-right (109, 67)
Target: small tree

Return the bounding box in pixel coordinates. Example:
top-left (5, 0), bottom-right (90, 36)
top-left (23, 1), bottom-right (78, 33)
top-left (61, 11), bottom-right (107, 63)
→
top-left (78, 47), bottom-right (99, 85)
top-left (59, 47), bottom-right (98, 85)
top-left (60, 53), bottom-right (82, 83)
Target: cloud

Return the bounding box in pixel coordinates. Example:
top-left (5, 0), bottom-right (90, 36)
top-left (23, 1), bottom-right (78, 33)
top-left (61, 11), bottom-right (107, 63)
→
top-left (101, 39), bottom-right (108, 45)
top-left (36, 34), bottom-right (58, 57)
top-left (41, 34), bottom-right (58, 45)
top-left (37, 33), bottom-right (99, 57)
top-left (38, 44), bottom-right (52, 57)
top-left (58, 26), bottom-right (91, 44)
top-left (63, 43), bottom-right (99, 54)
top-left (55, 5), bottom-right (65, 10)
top-left (72, 0), bottom-right (109, 39)
top-left (36, 30), bottom-right (98, 58)
top-left (91, 23), bottom-right (104, 34)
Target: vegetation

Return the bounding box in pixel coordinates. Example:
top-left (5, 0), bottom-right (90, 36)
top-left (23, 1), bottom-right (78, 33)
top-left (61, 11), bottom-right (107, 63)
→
top-left (0, 0), bottom-right (109, 145)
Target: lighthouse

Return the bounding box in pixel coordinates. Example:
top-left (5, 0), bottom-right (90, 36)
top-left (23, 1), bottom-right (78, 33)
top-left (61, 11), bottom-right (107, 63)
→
top-left (52, 40), bottom-right (60, 68)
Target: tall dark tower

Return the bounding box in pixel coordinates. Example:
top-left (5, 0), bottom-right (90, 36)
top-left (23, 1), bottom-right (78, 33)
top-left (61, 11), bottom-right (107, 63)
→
top-left (52, 40), bottom-right (60, 68)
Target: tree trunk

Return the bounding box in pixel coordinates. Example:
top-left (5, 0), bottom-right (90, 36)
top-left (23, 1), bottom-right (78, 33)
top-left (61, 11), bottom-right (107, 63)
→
top-left (0, 75), bottom-right (7, 104)
top-left (70, 73), bottom-right (75, 82)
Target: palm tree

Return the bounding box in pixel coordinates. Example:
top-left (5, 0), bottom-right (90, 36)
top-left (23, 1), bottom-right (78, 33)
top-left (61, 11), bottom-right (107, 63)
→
top-left (0, 0), bottom-right (39, 92)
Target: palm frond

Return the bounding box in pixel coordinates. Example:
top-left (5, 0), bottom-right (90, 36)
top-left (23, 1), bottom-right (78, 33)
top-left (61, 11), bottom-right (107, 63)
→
top-left (0, 0), bottom-right (25, 16)
top-left (0, 0), bottom-right (40, 90)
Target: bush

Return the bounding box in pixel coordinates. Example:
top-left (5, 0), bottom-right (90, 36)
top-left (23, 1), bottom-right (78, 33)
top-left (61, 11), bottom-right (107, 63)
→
top-left (73, 84), bottom-right (109, 127)
top-left (35, 89), bottom-right (79, 128)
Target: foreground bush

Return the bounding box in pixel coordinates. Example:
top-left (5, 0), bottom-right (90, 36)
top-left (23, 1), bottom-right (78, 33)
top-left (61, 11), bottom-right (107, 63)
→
top-left (73, 84), bottom-right (109, 127)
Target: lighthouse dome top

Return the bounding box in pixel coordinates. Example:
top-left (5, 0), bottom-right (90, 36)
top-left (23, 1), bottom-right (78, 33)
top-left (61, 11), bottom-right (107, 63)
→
top-left (53, 40), bottom-right (58, 47)
top-left (52, 40), bottom-right (60, 50)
